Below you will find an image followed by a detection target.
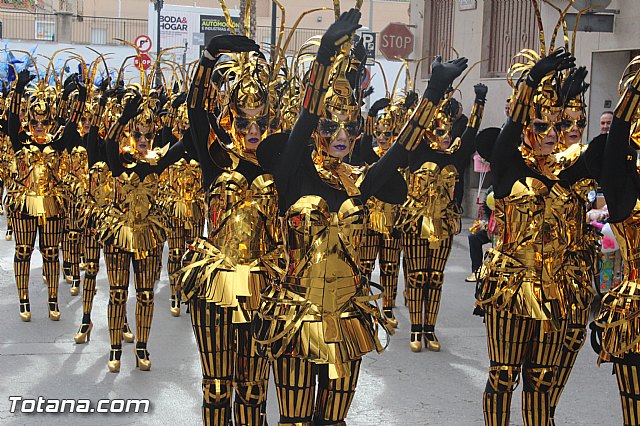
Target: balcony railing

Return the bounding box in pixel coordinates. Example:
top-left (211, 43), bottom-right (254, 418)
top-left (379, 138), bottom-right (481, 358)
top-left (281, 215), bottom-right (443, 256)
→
top-left (0, 10), bottom-right (147, 45)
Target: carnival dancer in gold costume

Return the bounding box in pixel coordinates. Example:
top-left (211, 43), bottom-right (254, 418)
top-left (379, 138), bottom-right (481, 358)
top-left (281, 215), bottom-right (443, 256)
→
top-left (178, 27), bottom-right (281, 424)
top-left (356, 93), bottom-right (417, 327)
top-left (99, 82), bottom-right (187, 372)
top-left (159, 90), bottom-right (205, 317)
top-left (395, 80), bottom-right (487, 352)
top-left (73, 79), bottom-right (134, 345)
top-left (590, 55), bottom-right (640, 426)
top-left (472, 40), bottom-right (614, 423)
top-left (7, 68), bottom-right (86, 322)
top-left (254, 8), bottom-right (468, 425)
top-left (60, 71), bottom-right (95, 297)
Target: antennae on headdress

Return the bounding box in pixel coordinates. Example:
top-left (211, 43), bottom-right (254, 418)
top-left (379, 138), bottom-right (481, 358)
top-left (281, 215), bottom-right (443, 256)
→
top-left (374, 60), bottom-right (389, 97)
top-left (530, 0), bottom-right (546, 56)
top-left (218, 0), bottom-right (237, 35)
top-left (544, 0), bottom-right (574, 52)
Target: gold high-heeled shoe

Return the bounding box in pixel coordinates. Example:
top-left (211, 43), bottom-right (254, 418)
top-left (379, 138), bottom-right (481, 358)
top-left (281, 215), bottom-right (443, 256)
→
top-left (134, 347), bottom-right (151, 371)
top-left (48, 299), bottom-right (60, 321)
top-left (424, 326), bottom-right (440, 352)
top-left (70, 278), bottom-right (80, 296)
top-left (383, 308), bottom-right (398, 329)
top-left (122, 323), bottom-right (134, 343)
top-left (108, 348), bottom-right (122, 373)
top-left (19, 302), bottom-right (31, 322)
top-left (169, 297), bottom-right (180, 317)
top-left (409, 331), bottom-right (422, 352)
top-left (74, 323), bottom-right (93, 344)
top-left (5, 229), bottom-right (12, 241)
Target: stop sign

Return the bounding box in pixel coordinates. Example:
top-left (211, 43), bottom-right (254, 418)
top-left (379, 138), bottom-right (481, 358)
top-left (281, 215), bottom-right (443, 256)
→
top-left (379, 23), bottom-right (414, 61)
top-left (134, 53), bottom-right (152, 71)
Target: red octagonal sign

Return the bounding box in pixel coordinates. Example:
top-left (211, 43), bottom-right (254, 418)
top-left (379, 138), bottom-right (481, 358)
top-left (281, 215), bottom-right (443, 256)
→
top-left (379, 23), bottom-right (414, 61)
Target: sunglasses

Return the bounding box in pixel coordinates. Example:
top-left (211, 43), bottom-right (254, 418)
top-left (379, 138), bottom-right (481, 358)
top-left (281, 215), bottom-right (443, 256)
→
top-left (132, 131), bottom-right (154, 141)
top-left (318, 119), bottom-right (361, 138)
top-left (433, 128), bottom-right (449, 137)
top-left (531, 121), bottom-right (562, 135)
top-left (29, 118), bottom-right (51, 127)
top-left (558, 117), bottom-right (587, 131)
top-left (375, 130), bottom-right (395, 138)
top-left (234, 114), bottom-right (270, 133)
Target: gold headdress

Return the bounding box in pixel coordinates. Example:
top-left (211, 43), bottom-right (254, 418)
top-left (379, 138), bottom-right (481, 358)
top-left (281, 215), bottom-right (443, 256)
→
top-left (506, 0), bottom-right (589, 173)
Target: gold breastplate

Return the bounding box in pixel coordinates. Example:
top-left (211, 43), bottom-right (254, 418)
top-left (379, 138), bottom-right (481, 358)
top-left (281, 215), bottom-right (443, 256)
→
top-left (284, 196), bottom-right (366, 311)
top-left (208, 170), bottom-right (279, 264)
top-left (496, 177), bottom-right (575, 279)
top-left (13, 145), bottom-right (63, 217)
top-left (65, 146), bottom-right (89, 196)
top-left (89, 161), bottom-right (114, 207)
top-left (165, 158), bottom-right (202, 201)
top-left (396, 161), bottom-right (460, 242)
top-left (114, 171), bottom-right (158, 224)
top-left (15, 145), bottom-right (60, 196)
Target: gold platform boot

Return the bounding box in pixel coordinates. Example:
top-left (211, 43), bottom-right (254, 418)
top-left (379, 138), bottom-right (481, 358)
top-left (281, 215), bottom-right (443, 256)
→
top-left (108, 347), bottom-right (122, 373)
top-left (74, 322), bottom-right (93, 344)
top-left (48, 298), bottom-right (60, 321)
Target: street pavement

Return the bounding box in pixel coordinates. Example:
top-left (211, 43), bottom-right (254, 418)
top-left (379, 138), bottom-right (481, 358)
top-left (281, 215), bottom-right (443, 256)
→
top-left (0, 215), bottom-right (621, 425)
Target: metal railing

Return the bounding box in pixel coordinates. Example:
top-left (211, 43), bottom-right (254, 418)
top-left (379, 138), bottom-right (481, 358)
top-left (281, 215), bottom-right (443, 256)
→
top-left (71, 15), bottom-right (147, 45)
top-left (255, 26), bottom-right (323, 54)
top-left (0, 10), bottom-right (146, 45)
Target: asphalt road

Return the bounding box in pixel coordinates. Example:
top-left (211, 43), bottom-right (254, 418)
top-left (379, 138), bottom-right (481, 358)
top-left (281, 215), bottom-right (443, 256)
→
top-left (0, 215), bottom-right (621, 425)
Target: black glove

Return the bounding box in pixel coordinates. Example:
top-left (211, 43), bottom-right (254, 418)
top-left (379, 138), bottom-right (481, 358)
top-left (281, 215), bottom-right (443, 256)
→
top-left (15, 69), bottom-right (35, 92)
top-left (62, 75), bottom-right (78, 100)
top-left (474, 83), bottom-right (488, 103)
top-left (318, 8), bottom-right (362, 64)
top-left (352, 37), bottom-right (367, 64)
top-left (157, 88), bottom-right (168, 111)
top-left (97, 77), bottom-right (110, 93)
top-left (62, 73), bottom-right (77, 92)
top-left (560, 66), bottom-right (589, 103)
top-left (76, 80), bottom-right (87, 103)
top-left (528, 48), bottom-right (575, 84)
top-left (427, 57), bottom-right (468, 97)
top-left (171, 92), bottom-right (187, 109)
top-left (120, 91), bottom-right (143, 122)
top-left (404, 91), bottom-right (419, 109)
top-left (205, 34), bottom-right (259, 57)
top-left (172, 81), bottom-right (180, 95)
top-left (369, 98), bottom-right (390, 117)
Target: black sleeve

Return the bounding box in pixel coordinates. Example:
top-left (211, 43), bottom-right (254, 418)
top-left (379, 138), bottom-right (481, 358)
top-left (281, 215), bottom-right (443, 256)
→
top-left (87, 126), bottom-right (100, 167)
top-left (359, 142), bottom-right (408, 203)
top-left (187, 59), bottom-right (221, 189)
top-left (359, 133), bottom-right (379, 165)
top-left (105, 123), bottom-right (125, 177)
top-left (601, 117), bottom-right (638, 222)
top-left (275, 109), bottom-right (317, 195)
top-left (157, 139), bottom-right (187, 172)
top-left (455, 124), bottom-right (479, 163)
top-left (7, 93), bottom-right (23, 152)
top-left (490, 120), bottom-right (524, 197)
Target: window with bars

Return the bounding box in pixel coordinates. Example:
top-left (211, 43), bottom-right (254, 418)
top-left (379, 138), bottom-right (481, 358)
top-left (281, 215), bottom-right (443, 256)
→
top-left (483, 0), bottom-right (539, 78)
top-left (422, 0), bottom-right (455, 79)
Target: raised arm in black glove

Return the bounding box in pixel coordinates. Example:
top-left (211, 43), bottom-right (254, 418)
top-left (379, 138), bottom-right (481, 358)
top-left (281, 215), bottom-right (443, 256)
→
top-left (528, 48), bottom-right (575, 84)
top-left (474, 83), bottom-right (488, 104)
top-left (204, 34), bottom-right (259, 58)
top-left (404, 91), bottom-right (419, 110)
top-left (424, 56), bottom-right (468, 102)
top-left (15, 69), bottom-right (35, 92)
top-left (316, 8), bottom-right (362, 64)
top-left (560, 66), bottom-right (589, 103)
top-left (119, 91), bottom-right (143, 123)
top-left (369, 98), bottom-right (391, 117)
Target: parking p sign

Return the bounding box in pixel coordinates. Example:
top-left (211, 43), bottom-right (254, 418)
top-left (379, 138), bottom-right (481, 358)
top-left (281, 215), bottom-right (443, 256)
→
top-left (360, 31), bottom-right (376, 66)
